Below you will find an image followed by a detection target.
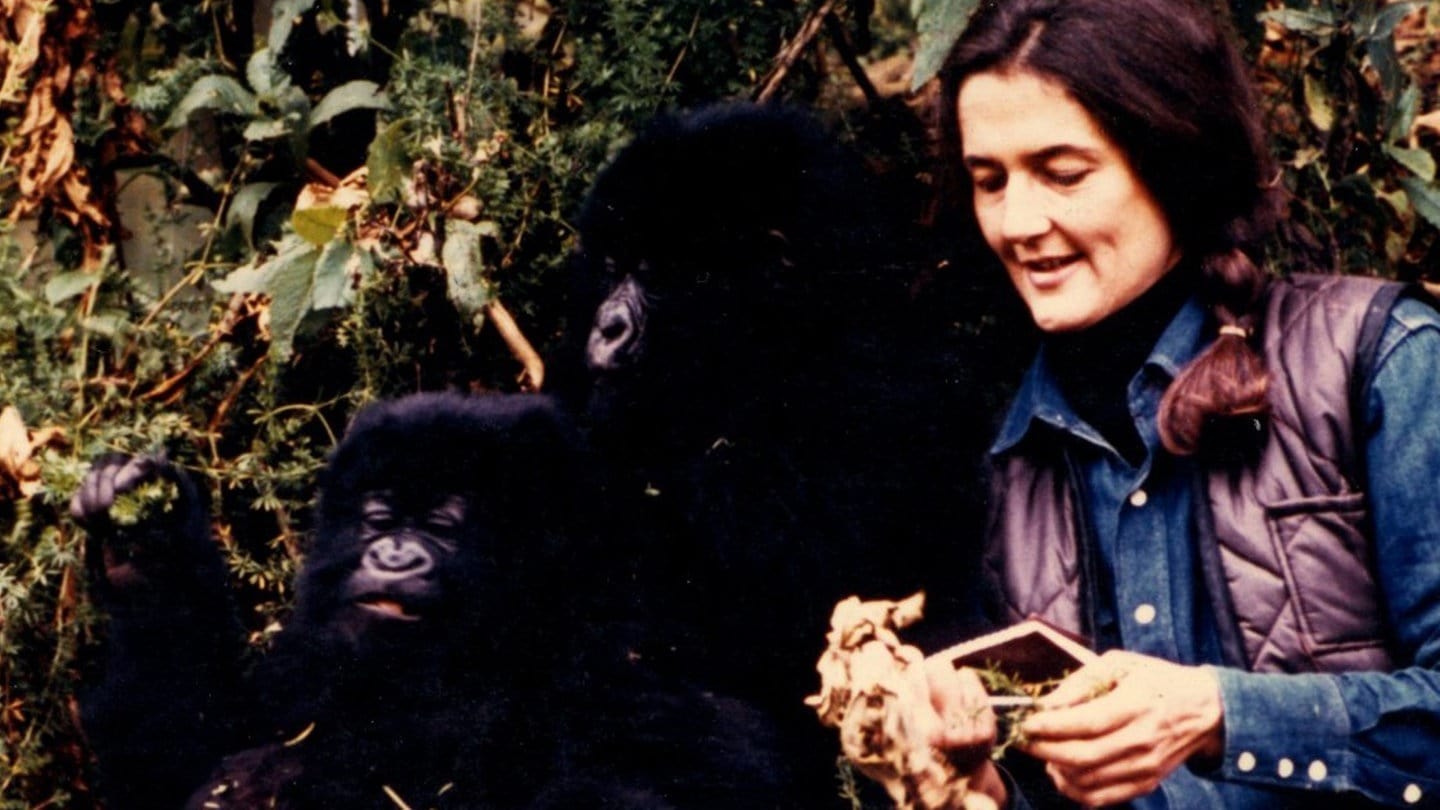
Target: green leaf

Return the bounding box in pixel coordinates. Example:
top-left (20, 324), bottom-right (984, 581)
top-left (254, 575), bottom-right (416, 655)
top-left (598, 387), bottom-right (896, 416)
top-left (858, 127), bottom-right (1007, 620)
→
top-left (1359, 1), bottom-right (1421, 42)
top-left (911, 0), bottom-right (982, 91)
top-left (311, 239), bottom-right (371, 310)
top-left (43, 272), bottom-right (99, 304)
top-left (1303, 73), bottom-right (1335, 133)
top-left (269, 0), bottom-right (318, 55)
top-left (245, 48), bottom-right (290, 98)
top-left (308, 80), bottom-right (390, 131)
top-left (1385, 144), bottom-right (1437, 183)
top-left (215, 237), bottom-right (321, 361)
top-left (243, 118), bottom-right (293, 142)
top-left (1257, 9), bottom-right (1337, 36)
top-left (261, 241), bottom-right (322, 361)
top-left (165, 75), bottom-right (259, 128)
top-left (226, 182), bottom-right (284, 250)
top-left (1387, 83), bottom-right (1420, 143)
top-left (366, 120), bottom-right (408, 204)
top-left (1400, 177), bottom-right (1440, 230)
top-left (212, 257), bottom-right (275, 296)
top-left (292, 206), bottom-right (348, 247)
top-left (442, 219), bottom-right (497, 323)
top-left (1366, 35), bottom-right (1405, 101)
top-left (273, 85), bottom-right (313, 161)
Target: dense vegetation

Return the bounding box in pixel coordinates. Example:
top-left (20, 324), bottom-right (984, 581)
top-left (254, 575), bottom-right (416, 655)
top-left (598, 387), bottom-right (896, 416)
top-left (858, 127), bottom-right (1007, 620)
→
top-left (1, 0), bottom-right (1437, 805)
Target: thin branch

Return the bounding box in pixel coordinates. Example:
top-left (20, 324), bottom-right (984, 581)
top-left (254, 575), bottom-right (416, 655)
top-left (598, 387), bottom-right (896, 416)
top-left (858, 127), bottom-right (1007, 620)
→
top-left (664, 10), bottom-right (703, 88)
top-left (822, 11), bottom-right (881, 106)
top-left (753, 0), bottom-right (839, 103)
top-left (305, 157), bottom-right (342, 188)
top-left (485, 298), bottom-right (545, 392)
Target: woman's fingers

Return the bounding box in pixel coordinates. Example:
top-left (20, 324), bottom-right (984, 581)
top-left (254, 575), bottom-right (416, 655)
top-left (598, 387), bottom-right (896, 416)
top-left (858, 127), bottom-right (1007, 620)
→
top-left (923, 657), bottom-right (998, 750)
top-left (1017, 651), bottom-right (1225, 807)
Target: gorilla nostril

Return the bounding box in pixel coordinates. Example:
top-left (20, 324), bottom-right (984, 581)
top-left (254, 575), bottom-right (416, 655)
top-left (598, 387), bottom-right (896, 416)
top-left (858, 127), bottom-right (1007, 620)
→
top-left (599, 314), bottom-right (630, 342)
top-left (363, 537), bottom-right (434, 578)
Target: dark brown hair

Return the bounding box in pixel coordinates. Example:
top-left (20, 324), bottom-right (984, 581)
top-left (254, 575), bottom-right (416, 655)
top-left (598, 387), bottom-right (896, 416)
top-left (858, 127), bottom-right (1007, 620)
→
top-left (937, 0), bottom-right (1281, 455)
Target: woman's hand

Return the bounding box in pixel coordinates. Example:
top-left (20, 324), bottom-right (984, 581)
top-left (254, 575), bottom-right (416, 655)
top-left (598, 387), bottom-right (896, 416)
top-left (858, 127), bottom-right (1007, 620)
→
top-left (920, 658), bottom-right (1010, 807)
top-left (1019, 650), bottom-right (1224, 807)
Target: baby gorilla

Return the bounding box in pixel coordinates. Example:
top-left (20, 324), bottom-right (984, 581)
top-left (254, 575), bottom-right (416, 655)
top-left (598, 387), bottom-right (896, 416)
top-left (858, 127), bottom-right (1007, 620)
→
top-left (74, 393), bottom-right (777, 809)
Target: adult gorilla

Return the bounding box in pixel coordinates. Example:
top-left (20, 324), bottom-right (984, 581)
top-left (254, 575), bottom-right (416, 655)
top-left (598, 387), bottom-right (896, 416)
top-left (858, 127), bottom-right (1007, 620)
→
top-left (74, 393), bottom-right (788, 809)
top-left (572, 104), bottom-right (988, 799)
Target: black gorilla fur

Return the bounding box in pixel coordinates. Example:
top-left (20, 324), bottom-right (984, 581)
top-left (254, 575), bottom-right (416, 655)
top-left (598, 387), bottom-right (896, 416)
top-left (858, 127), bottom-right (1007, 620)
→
top-left (75, 393), bottom-right (791, 809)
top-left (571, 104), bottom-right (989, 801)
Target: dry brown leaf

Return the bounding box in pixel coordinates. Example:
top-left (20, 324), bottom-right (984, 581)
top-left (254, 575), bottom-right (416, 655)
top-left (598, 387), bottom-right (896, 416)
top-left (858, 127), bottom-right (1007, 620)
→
top-left (3, 0), bottom-right (114, 266)
top-left (0, 0), bottom-right (46, 104)
top-left (0, 406), bottom-right (65, 500)
top-left (808, 593), bottom-right (997, 810)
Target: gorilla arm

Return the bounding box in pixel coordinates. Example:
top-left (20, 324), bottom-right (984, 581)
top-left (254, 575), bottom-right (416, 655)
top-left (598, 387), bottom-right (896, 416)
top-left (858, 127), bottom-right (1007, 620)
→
top-left (71, 455), bottom-right (246, 810)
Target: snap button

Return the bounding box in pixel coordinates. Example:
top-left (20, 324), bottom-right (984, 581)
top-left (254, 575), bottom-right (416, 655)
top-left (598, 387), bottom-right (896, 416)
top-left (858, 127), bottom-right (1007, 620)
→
top-left (1277, 758), bottom-right (1295, 778)
top-left (1129, 489), bottom-right (1149, 507)
top-left (1236, 752), bottom-right (1256, 773)
top-left (1404, 784), bottom-right (1423, 804)
top-left (1133, 603), bottom-right (1157, 625)
top-left (1308, 760), bottom-right (1327, 782)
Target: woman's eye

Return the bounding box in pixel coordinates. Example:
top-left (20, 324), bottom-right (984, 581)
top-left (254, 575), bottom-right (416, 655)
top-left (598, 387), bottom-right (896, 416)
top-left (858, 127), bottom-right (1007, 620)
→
top-left (1046, 168), bottom-right (1089, 188)
top-left (971, 173), bottom-right (1005, 194)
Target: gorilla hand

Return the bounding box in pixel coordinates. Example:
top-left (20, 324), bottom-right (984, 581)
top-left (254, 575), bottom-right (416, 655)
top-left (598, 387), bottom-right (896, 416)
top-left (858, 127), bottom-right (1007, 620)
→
top-left (71, 454), bottom-right (212, 597)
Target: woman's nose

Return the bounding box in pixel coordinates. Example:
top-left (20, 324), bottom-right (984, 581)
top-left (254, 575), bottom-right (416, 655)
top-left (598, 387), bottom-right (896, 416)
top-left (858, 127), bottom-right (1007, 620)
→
top-left (998, 179), bottom-right (1052, 243)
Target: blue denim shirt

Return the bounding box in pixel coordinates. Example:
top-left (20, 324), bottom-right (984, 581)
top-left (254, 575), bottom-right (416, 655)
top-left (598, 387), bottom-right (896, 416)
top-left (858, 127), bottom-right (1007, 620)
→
top-left (989, 294), bottom-right (1440, 809)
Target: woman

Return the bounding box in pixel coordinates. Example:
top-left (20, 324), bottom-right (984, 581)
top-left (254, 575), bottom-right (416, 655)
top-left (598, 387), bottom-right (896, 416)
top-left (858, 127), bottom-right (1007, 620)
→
top-left (918, 0), bottom-right (1440, 808)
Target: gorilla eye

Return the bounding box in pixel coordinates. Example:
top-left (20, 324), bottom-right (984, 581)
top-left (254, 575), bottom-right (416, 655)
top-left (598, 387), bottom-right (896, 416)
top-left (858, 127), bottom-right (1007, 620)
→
top-left (360, 495), bottom-right (398, 532)
top-left (426, 512), bottom-right (459, 532)
top-left (424, 496), bottom-right (468, 542)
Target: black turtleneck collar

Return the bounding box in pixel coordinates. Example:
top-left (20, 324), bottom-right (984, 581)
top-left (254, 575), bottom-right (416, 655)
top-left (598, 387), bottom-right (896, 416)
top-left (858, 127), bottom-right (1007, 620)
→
top-left (1045, 264), bottom-right (1198, 465)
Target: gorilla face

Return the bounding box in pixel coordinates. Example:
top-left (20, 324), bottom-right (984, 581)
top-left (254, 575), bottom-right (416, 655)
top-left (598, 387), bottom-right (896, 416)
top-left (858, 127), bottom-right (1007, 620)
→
top-left (343, 492), bottom-right (467, 623)
top-left (575, 104), bottom-right (891, 465)
top-left (287, 393), bottom-right (587, 665)
top-left (302, 489), bottom-right (480, 655)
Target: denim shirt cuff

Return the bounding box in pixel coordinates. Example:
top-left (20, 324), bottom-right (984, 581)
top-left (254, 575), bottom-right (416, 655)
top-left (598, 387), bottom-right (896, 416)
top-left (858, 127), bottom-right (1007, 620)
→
top-left (1204, 667), bottom-right (1351, 791)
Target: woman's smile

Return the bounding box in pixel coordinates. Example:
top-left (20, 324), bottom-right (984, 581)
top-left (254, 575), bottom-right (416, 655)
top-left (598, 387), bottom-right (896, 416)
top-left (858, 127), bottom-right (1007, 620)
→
top-left (1017, 252), bottom-right (1084, 288)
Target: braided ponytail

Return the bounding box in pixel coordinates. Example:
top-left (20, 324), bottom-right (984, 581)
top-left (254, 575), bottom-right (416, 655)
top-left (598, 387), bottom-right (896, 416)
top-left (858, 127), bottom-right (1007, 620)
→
top-left (1157, 245), bottom-right (1271, 456)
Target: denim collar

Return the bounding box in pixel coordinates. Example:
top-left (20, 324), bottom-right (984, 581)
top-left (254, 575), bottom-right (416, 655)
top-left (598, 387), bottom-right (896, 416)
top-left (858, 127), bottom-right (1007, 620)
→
top-left (990, 297), bottom-right (1210, 457)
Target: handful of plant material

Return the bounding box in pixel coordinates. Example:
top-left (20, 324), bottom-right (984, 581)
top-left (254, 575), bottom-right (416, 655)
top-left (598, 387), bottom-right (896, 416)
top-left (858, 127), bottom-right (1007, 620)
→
top-left (932, 616), bottom-right (1098, 758)
top-left (807, 593), bottom-right (998, 810)
top-left (108, 478), bottom-right (180, 528)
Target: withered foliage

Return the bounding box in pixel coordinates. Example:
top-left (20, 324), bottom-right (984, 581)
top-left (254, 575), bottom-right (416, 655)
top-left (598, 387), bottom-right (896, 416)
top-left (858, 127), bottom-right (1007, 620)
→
top-left (809, 593), bottom-right (998, 810)
top-left (1, 0), bottom-right (142, 266)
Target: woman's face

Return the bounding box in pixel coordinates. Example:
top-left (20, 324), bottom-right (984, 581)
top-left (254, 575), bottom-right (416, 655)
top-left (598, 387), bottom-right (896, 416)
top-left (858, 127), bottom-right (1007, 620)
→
top-left (958, 70), bottom-right (1180, 333)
